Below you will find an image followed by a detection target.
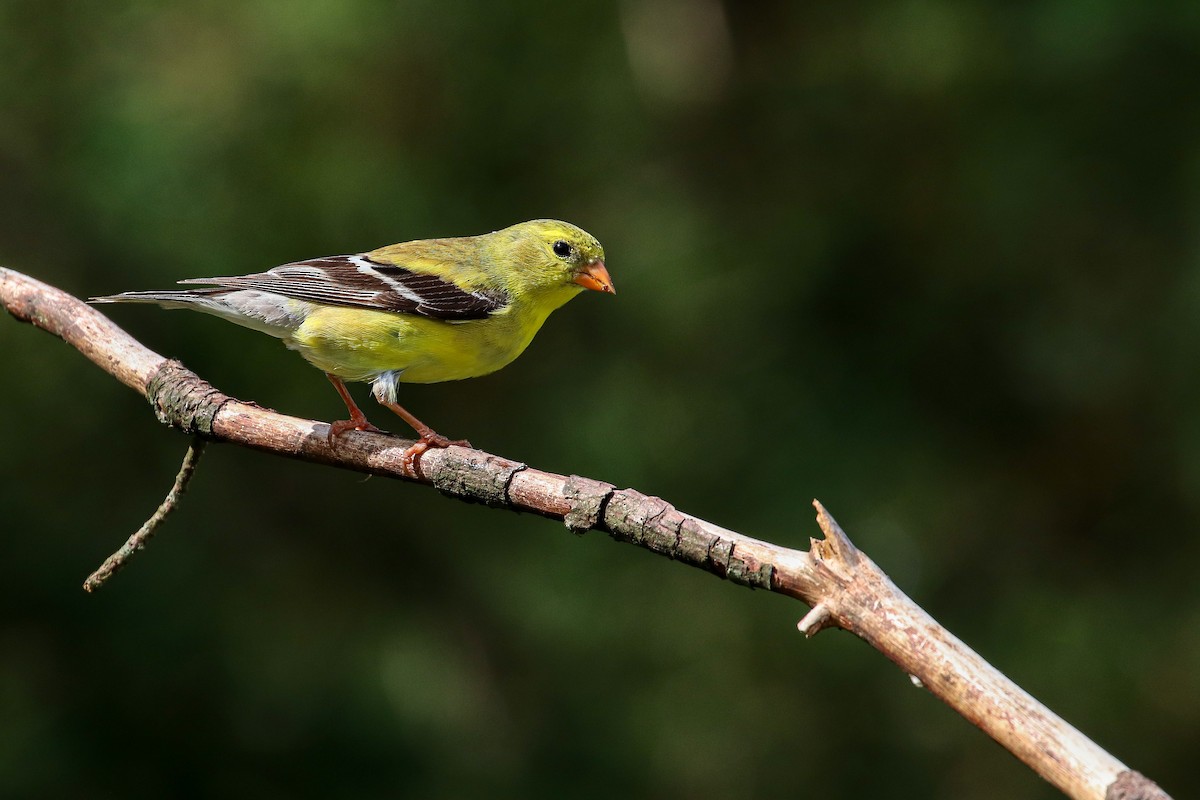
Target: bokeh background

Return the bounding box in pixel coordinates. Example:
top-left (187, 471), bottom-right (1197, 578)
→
top-left (2, 1), bottom-right (1198, 797)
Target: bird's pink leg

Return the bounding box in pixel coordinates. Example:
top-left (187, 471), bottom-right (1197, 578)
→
top-left (376, 399), bottom-right (471, 473)
top-left (325, 374), bottom-right (387, 440)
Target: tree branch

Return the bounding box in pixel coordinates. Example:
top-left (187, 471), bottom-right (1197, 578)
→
top-left (0, 267), bottom-right (1172, 800)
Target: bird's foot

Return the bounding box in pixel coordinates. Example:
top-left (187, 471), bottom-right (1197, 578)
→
top-left (327, 417), bottom-right (389, 442)
top-left (402, 432), bottom-right (473, 476)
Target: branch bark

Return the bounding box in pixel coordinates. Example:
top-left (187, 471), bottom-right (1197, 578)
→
top-left (0, 267), bottom-right (1172, 800)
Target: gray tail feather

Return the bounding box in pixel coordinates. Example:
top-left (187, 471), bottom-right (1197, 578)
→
top-left (90, 289), bottom-right (222, 306)
top-left (89, 288), bottom-right (300, 338)
top-left (88, 289), bottom-right (238, 321)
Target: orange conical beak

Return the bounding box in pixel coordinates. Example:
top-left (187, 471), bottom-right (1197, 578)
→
top-left (573, 260), bottom-right (615, 294)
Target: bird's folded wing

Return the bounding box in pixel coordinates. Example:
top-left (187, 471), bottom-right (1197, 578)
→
top-left (179, 255), bottom-right (506, 320)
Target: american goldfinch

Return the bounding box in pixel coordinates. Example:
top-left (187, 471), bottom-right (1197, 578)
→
top-left (93, 219), bottom-right (614, 463)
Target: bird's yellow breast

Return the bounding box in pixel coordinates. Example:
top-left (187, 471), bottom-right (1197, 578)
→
top-left (285, 292), bottom-right (573, 384)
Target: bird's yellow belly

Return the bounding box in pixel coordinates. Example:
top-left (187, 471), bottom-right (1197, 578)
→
top-left (287, 305), bottom-right (538, 384)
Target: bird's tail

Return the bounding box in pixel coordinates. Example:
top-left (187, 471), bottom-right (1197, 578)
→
top-left (90, 289), bottom-right (225, 310)
top-left (90, 288), bottom-right (301, 338)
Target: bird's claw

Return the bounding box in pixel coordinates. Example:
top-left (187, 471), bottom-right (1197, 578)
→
top-left (327, 418), bottom-right (389, 442)
top-left (401, 433), bottom-right (472, 476)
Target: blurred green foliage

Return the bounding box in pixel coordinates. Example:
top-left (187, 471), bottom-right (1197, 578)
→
top-left (3, 1), bottom-right (1199, 797)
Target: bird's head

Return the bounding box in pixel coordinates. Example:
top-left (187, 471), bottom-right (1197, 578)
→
top-left (498, 219), bottom-right (614, 299)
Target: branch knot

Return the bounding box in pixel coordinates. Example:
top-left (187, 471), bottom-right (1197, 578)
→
top-left (146, 360), bottom-right (231, 435)
top-left (1107, 771), bottom-right (1171, 800)
top-left (429, 448), bottom-right (526, 506)
top-left (562, 475), bottom-right (615, 533)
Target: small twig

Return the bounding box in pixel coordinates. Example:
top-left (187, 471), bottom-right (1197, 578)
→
top-left (82, 438), bottom-right (207, 591)
top-left (797, 603), bottom-right (832, 637)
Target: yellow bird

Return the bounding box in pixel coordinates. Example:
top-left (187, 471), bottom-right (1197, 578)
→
top-left (93, 219), bottom-right (614, 464)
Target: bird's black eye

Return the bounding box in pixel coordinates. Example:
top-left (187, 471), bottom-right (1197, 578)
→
top-left (552, 240), bottom-right (573, 258)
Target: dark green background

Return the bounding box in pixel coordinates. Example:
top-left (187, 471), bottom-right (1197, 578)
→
top-left (2, 2), bottom-right (1197, 797)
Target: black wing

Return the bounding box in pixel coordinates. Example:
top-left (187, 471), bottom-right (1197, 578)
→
top-left (178, 254), bottom-right (506, 320)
